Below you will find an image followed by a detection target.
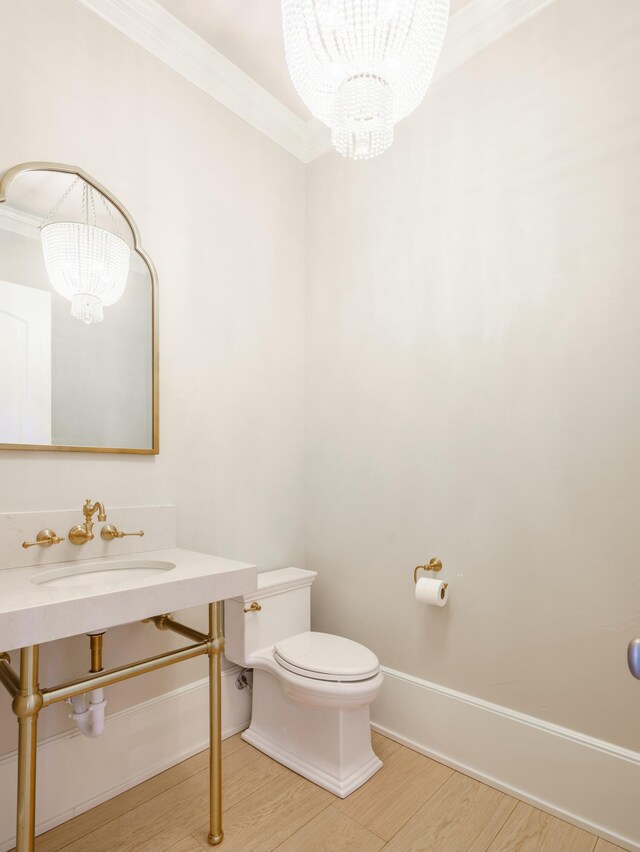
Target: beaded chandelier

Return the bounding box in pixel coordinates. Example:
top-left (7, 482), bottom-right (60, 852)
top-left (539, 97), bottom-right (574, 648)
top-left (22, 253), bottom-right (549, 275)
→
top-left (282, 0), bottom-right (450, 159)
top-left (41, 178), bottom-right (130, 324)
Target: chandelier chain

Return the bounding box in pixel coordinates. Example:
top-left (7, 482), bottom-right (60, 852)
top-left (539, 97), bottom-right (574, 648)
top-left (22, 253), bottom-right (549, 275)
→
top-left (96, 188), bottom-right (122, 238)
top-left (41, 176), bottom-right (81, 228)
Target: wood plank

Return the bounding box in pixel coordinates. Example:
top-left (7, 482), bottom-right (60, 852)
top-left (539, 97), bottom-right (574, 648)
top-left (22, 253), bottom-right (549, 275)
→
top-left (334, 744), bottom-right (453, 841)
top-left (166, 836), bottom-right (204, 851)
top-left (488, 801), bottom-right (598, 852)
top-left (594, 839), bottom-right (630, 852)
top-left (36, 737), bottom-right (247, 852)
top-left (275, 804), bottom-right (385, 852)
top-left (192, 771), bottom-right (333, 851)
top-left (55, 745), bottom-right (287, 852)
top-left (385, 772), bottom-right (517, 852)
top-left (371, 731), bottom-right (401, 763)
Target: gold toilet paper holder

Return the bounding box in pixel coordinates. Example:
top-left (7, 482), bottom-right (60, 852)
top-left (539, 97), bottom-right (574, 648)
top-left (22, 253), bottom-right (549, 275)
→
top-left (414, 558), bottom-right (447, 588)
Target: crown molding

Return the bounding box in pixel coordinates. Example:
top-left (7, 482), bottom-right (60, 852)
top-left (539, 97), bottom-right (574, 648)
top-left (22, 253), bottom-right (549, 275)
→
top-left (77, 0), bottom-right (556, 165)
top-left (0, 205), bottom-right (41, 240)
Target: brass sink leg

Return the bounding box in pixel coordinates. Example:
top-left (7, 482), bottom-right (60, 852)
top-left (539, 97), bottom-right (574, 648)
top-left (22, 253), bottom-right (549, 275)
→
top-left (208, 601), bottom-right (224, 846)
top-left (89, 632), bottom-right (105, 674)
top-left (13, 646), bottom-right (42, 852)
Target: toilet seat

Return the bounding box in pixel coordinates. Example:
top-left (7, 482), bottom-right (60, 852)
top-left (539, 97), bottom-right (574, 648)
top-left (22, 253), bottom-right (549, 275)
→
top-left (274, 631), bottom-right (380, 683)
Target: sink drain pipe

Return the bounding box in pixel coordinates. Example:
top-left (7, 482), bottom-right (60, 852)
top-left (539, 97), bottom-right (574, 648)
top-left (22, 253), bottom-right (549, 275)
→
top-left (67, 631), bottom-right (107, 738)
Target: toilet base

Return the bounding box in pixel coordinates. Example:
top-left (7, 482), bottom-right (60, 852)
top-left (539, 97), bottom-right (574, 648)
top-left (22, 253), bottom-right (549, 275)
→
top-left (242, 668), bottom-right (383, 798)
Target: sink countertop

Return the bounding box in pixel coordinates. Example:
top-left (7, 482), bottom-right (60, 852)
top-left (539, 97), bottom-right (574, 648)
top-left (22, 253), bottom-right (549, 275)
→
top-left (0, 548), bottom-right (256, 650)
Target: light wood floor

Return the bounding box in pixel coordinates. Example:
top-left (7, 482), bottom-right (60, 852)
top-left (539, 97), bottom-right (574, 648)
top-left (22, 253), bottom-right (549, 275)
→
top-left (27, 732), bottom-right (627, 852)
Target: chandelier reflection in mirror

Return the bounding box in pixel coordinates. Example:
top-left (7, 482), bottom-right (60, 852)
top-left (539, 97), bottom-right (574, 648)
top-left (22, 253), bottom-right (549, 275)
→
top-left (282, 0), bottom-right (450, 159)
top-left (40, 177), bottom-right (130, 324)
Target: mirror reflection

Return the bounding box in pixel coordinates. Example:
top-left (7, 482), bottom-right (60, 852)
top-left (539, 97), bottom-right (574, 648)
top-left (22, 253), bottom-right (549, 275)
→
top-left (0, 166), bottom-right (156, 452)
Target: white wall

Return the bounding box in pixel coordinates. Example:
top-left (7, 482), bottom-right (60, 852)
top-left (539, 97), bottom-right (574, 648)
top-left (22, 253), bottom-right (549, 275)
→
top-left (0, 0), bottom-right (305, 756)
top-left (306, 0), bottom-right (640, 753)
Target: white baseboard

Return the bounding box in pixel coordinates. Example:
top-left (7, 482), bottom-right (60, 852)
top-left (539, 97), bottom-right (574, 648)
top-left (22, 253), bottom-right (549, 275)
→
top-left (372, 666), bottom-right (639, 852)
top-left (0, 665), bottom-right (250, 852)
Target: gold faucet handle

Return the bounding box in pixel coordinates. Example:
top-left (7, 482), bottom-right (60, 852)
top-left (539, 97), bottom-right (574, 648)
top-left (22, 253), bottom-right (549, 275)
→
top-left (101, 524), bottom-right (144, 541)
top-left (22, 529), bottom-right (66, 549)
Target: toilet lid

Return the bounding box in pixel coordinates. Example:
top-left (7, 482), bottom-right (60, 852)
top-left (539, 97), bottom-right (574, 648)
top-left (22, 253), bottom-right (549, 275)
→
top-left (274, 632), bottom-right (380, 682)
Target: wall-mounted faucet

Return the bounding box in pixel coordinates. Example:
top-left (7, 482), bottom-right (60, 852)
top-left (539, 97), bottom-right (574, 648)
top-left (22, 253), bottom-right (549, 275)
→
top-left (69, 499), bottom-right (107, 545)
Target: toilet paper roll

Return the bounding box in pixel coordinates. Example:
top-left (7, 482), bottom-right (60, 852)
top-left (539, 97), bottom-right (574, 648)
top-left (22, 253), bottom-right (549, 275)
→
top-left (415, 577), bottom-right (449, 607)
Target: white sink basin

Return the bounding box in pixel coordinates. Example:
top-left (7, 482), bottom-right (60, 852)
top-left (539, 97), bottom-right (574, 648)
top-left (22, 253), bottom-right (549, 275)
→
top-left (0, 548), bottom-right (256, 650)
top-left (32, 560), bottom-right (176, 589)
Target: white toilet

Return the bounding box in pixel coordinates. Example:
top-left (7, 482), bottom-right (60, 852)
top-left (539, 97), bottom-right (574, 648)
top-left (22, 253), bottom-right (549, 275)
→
top-left (225, 567), bottom-right (384, 797)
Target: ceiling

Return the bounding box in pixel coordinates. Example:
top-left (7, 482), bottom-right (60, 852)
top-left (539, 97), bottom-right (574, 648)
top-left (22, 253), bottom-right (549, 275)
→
top-left (154, 0), bottom-right (475, 122)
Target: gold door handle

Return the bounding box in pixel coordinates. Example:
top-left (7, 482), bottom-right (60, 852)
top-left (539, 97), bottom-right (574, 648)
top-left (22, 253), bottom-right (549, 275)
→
top-left (22, 529), bottom-right (66, 549)
top-left (101, 524), bottom-right (145, 541)
top-left (243, 602), bottom-right (262, 613)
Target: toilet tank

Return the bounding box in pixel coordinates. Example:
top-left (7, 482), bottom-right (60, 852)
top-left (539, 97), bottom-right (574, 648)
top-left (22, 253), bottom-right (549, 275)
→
top-left (225, 567), bottom-right (317, 667)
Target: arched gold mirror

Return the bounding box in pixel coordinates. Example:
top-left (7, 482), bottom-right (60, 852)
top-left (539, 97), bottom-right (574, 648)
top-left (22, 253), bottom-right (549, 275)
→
top-left (0, 162), bottom-right (158, 453)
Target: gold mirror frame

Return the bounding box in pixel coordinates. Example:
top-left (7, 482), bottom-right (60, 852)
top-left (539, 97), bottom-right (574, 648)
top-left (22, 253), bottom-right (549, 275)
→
top-left (0, 161), bottom-right (159, 454)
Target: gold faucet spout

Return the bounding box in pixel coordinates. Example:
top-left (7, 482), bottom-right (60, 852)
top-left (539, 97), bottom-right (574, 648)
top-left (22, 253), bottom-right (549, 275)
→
top-left (84, 499), bottom-right (107, 523)
top-left (69, 499), bottom-right (107, 545)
